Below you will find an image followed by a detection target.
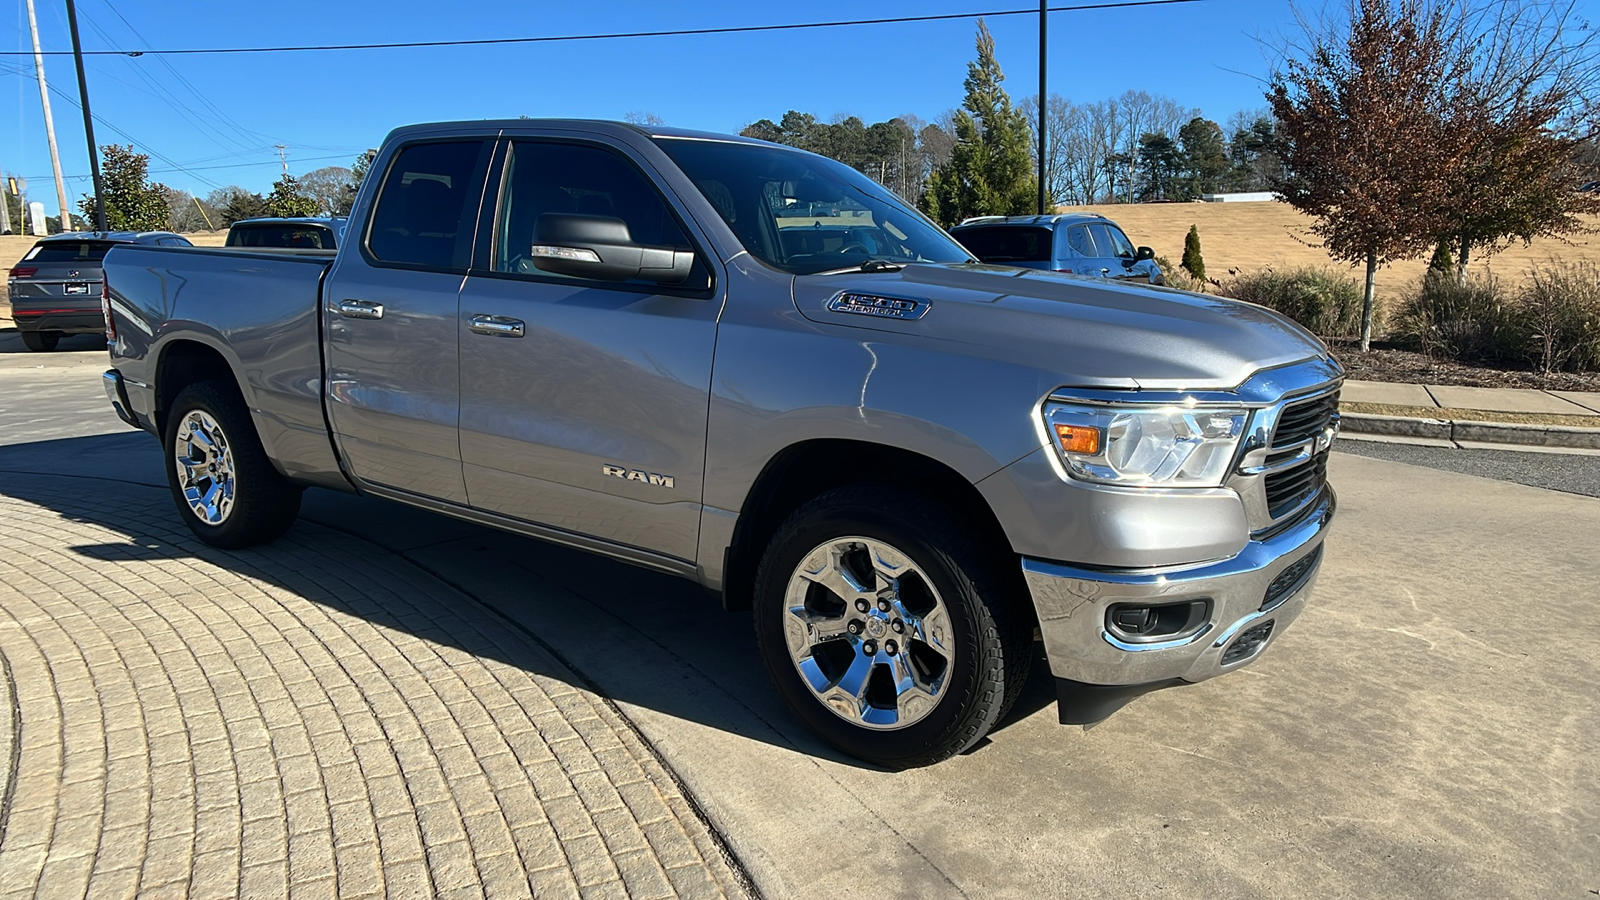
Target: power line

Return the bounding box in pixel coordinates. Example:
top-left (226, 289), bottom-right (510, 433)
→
top-left (0, 1), bottom-right (1203, 56)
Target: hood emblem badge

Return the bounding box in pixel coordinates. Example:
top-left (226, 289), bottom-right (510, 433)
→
top-left (827, 292), bottom-right (930, 321)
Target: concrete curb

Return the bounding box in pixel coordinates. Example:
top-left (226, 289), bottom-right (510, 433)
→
top-left (1341, 411), bottom-right (1600, 450)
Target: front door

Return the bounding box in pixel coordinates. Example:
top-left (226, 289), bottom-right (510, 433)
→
top-left (455, 138), bottom-right (721, 563)
top-left (322, 138), bottom-right (492, 504)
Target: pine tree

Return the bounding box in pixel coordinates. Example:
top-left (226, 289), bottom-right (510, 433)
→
top-left (921, 20), bottom-right (1037, 227)
top-left (1181, 225), bottom-right (1205, 284)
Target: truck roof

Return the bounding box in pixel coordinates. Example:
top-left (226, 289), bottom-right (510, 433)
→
top-left (382, 119), bottom-right (781, 149)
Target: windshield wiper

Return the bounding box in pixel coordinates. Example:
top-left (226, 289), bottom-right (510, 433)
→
top-left (814, 258), bottom-right (909, 275)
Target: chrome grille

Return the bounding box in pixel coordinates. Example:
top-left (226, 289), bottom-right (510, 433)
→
top-left (1274, 391), bottom-right (1340, 449)
top-left (1261, 390), bottom-right (1338, 522)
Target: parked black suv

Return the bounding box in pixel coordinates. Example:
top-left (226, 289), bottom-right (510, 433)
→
top-left (8, 231), bottom-right (192, 351)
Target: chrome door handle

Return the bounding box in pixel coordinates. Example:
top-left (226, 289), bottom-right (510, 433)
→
top-left (337, 299), bottom-right (384, 320)
top-left (468, 315), bottom-right (525, 338)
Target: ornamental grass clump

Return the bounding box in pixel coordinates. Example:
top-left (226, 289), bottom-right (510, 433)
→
top-left (1222, 267), bottom-right (1366, 338)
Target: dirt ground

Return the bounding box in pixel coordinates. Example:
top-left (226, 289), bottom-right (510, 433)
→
top-left (1059, 201), bottom-right (1600, 302)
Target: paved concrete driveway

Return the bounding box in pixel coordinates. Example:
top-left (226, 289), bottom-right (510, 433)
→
top-left (2, 337), bottom-right (1596, 898)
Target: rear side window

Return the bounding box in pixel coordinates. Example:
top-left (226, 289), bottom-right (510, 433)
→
top-left (951, 226), bottom-right (1052, 262)
top-left (24, 241), bottom-right (118, 262)
top-left (367, 141), bottom-right (486, 269)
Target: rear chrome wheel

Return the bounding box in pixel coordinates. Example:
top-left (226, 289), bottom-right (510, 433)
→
top-left (173, 409), bottom-right (237, 525)
top-left (163, 381), bottom-right (301, 548)
top-left (783, 537), bottom-right (955, 731)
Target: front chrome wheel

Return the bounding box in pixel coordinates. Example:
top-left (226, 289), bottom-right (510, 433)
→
top-left (783, 537), bottom-right (956, 730)
top-left (172, 409), bottom-right (236, 525)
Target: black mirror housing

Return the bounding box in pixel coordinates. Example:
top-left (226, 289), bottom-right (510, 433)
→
top-left (531, 213), bottom-right (694, 284)
top-left (1135, 246), bottom-right (1155, 262)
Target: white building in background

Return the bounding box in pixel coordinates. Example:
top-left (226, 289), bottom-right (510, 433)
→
top-left (1201, 192), bottom-right (1278, 203)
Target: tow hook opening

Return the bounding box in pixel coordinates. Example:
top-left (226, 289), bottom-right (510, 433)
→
top-left (1106, 599), bottom-right (1211, 644)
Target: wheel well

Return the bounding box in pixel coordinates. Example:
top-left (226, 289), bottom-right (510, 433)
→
top-left (721, 439), bottom-right (1027, 616)
top-left (154, 341), bottom-right (238, 434)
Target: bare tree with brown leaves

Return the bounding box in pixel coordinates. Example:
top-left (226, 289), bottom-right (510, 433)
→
top-left (1439, 0), bottom-right (1600, 278)
top-left (1269, 0), bottom-right (1472, 351)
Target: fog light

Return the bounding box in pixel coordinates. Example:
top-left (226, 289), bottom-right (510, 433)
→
top-left (1106, 599), bottom-right (1211, 644)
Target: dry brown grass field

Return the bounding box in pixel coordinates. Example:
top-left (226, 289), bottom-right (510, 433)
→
top-left (1058, 202), bottom-right (1600, 304)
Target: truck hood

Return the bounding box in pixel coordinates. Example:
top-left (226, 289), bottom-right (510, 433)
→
top-left (792, 263), bottom-right (1332, 390)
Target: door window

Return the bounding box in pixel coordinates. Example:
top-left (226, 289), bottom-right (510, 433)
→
top-left (367, 141), bottom-right (486, 269)
top-left (493, 141), bottom-right (695, 285)
top-left (1064, 225), bottom-right (1099, 258)
top-left (1089, 223), bottom-right (1136, 259)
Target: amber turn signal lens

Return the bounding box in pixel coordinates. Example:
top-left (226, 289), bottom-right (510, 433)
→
top-left (1054, 423), bottom-right (1101, 455)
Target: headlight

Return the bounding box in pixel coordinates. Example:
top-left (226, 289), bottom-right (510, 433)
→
top-left (1042, 400), bottom-right (1249, 487)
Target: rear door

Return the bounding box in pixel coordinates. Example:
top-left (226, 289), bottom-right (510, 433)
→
top-left (322, 137), bottom-right (494, 504)
top-left (454, 136), bottom-right (721, 563)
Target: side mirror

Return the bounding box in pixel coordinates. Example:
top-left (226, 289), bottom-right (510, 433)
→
top-left (1135, 246), bottom-right (1155, 262)
top-left (530, 213), bottom-right (694, 284)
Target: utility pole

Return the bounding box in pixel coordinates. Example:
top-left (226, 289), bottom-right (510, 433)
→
top-left (276, 145), bottom-right (289, 177)
top-left (0, 163), bottom-right (12, 235)
top-left (1037, 0), bottom-right (1048, 216)
top-left (25, 0), bottom-right (72, 232)
top-left (64, 0), bottom-right (106, 232)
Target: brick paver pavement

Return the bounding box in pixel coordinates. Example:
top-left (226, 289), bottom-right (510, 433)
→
top-left (0, 474), bottom-right (750, 899)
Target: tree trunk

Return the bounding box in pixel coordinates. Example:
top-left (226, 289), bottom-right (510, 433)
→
top-left (1361, 250), bottom-right (1377, 352)
top-left (1457, 235), bottom-right (1472, 284)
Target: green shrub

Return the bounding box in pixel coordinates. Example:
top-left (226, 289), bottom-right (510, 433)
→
top-left (1393, 271), bottom-right (1519, 364)
top-left (1220, 267), bottom-right (1366, 338)
top-left (1181, 225), bottom-right (1205, 283)
top-left (1518, 263), bottom-right (1600, 374)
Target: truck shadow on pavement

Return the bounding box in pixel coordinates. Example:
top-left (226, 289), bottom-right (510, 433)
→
top-left (0, 431), bottom-right (1058, 770)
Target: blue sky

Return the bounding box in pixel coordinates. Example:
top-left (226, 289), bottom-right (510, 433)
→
top-left (3, 0), bottom-right (1343, 208)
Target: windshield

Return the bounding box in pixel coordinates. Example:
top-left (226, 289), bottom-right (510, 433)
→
top-left (654, 137), bottom-right (972, 276)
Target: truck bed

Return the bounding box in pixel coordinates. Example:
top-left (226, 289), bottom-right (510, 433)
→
top-left (103, 244), bottom-right (344, 487)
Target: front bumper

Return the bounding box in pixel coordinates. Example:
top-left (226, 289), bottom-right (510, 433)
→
top-left (1022, 487), bottom-right (1334, 724)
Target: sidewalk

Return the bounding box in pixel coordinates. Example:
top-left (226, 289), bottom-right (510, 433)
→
top-left (0, 474), bottom-right (750, 900)
top-left (1340, 379), bottom-right (1600, 451)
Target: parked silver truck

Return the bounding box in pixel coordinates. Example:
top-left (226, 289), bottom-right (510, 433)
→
top-left (101, 120), bottom-right (1340, 767)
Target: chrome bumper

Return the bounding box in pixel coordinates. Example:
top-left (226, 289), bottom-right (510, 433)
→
top-left (1022, 488), bottom-right (1334, 723)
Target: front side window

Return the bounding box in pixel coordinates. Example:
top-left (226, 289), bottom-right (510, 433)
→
top-left (367, 141), bottom-right (485, 269)
top-left (655, 137), bottom-right (970, 276)
top-left (492, 140), bottom-right (694, 284)
top-left (1091, 223), bottom-right (1136, 259)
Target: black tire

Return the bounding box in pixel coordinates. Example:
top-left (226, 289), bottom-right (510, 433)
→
top-left (20, 330), bottom-right (59, 352)
top-left (163, 380), bottom-right (302, 548)
top-left (753, 484), bottom-right (1033, 768)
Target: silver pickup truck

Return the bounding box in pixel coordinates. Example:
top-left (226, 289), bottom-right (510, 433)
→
top-left (101, 120), bottom-right (1340, 767)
